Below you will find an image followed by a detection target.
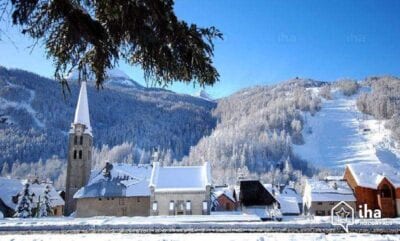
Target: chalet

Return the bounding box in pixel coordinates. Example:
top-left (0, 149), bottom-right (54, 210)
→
top-left (149, 162), bottom-right (212, 216)
top-left (74, 163), bottom-right (152, 217)
top-left (303, 177), bottom-right (356, 216)
top-left (239, 180), bottom-right (279, 220)
top-left (344, 163), bottom-right (400, 217)
top-left (0, 177), bottom-right (65, 217)
top-left (212, 185), bottom-right (238, 211)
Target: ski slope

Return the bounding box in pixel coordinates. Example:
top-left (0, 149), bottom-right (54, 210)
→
top-left (294, 89), bottom-right (400, 169)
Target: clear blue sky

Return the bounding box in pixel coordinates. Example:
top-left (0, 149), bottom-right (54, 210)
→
top-left (1, 0), bottom-right (400, 98)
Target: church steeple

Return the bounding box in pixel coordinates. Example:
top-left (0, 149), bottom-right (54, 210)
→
top-left (65, 81), bottom-right (93, 216)
top-left (73, 80), bottom-right (92, 135)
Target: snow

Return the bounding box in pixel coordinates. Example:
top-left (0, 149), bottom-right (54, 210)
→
top-left (213, 186), bottom-right (236, 202)
top-left (0, 177), bottom-right (23, 209)
top-left (149, 162), bottom-right (211, 192)
top-left (303, 179), bottom-right (355, 207)
top-left (293, 88), bottom-right (400, 169)
top-left (73, 81), bottom-right (92, 134)
top-left (74, 163), bottom-right (152, 198)
top-left (30, 183), bottom-right (65, 207)
top-left (193, 90), bottom-right (214, 101)
top-left (346, 163), bottom-right (400, 189)
top-left (277, 196), bottom-right (300, 215)
top-left (4, 233), bottom-right (400, 241)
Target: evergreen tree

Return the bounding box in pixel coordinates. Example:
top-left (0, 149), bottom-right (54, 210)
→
top-left (5, 0), bottom-right (222, 90)
top-left (1, 162), bottom-right (9, 177)
top-left (38, 185), bottom-right (53, 217)
top-left (14, 183), bottom-right (33, 218)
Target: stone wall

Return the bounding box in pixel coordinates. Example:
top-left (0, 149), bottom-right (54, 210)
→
top-left (75, 196), bottom-right (150, 217)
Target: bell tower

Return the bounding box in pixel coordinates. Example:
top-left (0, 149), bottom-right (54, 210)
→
top-left (65, 81), bottom-right (92, 215)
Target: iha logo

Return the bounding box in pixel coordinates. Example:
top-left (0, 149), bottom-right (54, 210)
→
top-left (358, 204), bottom-right (382, 219)
top-left (331, 202), bottom-right (382, 232)
top-left (331, 201), bottom-right (354, 233)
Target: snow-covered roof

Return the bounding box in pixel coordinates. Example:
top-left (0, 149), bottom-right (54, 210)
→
top-left (149, 162), bottom-right (211, 192)
top-left (346, 163), bottom-right (400, 189)
top-left (213, 186), bottom-right (236, 202)
top-left (277, 196), bottom-right (300, 214)
top-left (0, 177), bottom-right (23, 209)
top-left (74, 163), bottom-right (152, 199)
top-left (305, 179), bottom-right (355, 202)
top-left (281, 186), bottom-right (302, 204)
top-left (0, 178), bottom-right (64, 209)
top-left (30, 182), bottom-right (65, 207)
top-left (73, 81), bottom-right (92, 134)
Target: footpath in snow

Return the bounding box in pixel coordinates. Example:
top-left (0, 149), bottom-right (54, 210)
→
top-left (294, 89), bottom-right (400, 169)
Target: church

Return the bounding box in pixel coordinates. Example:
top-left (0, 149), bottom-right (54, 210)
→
top-left (65, 81), bottom-right (212, 217)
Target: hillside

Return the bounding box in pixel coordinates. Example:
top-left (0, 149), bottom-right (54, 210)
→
top-left (1, 67), bottom-right (400, 187)
top-left (294, 87), bottom-right (400, 169)
top-left (0, 67), bottom-right (216, 166)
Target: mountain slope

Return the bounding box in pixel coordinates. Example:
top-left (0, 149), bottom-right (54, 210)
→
top-left (0, 67), bottom-right (216, 165)
top-left (294, 86), bottom-right (400, 169)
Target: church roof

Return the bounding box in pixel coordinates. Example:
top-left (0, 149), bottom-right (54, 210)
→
top-left (74, 163), bottom-right (152, 199)
top-left (73, 81), bottom-right (92, 134)
top-left (149, 162), bottom-right (211, 192)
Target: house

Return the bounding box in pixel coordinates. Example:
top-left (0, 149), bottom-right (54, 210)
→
top-left (0, 177), bottom-right (65, 217)
top-left (263, 183), bottom-right (302, 216)
top-left (149, 162), bottom-right (212, 216)
top-left (0, 177), bottom-right (23, 217)
top-left (239, 180), bottom-right (279, 220)
top-left (344, 163), bottom-right (400, 217)
top-left (30, 180), bottom-right (65, 216)
top-left (303, 177), bottom-right (356, 216)
top-left (74, 162), bottom-right (152, 217)
top-left (212, 185), bottom-right (238, 211)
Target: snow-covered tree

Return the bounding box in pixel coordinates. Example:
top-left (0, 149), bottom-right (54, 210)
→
top-left (38, 185), bottom-right (53, 217)
top-left (14, 183), bottom-right (33, 218)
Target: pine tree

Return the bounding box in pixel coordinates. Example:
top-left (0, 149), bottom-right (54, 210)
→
top-left (14, 183), bottom-right (33, 218)
top-left (5, 0), bottom-right (222, 90)
top-left (38, 185), bottom-right (53, 217)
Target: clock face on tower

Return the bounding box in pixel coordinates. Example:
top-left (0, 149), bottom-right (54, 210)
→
top-left (75, 125), bottom-right (83, 135)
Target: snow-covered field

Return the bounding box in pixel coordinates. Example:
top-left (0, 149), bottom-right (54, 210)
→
top-left (294, 89), bottom-right (400, 169)
top-left (2, 233), bottom-right (400, 241)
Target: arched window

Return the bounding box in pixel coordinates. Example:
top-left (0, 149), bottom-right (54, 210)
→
top-left (73, 150), bottom-right (77, 159)
top-left (80, 136), bottom-right (83, 145)
top-left (79, 150), bottom-right (82, 159)
top-left (74, 136), bottom-right (77, 145)
top-left (381, 184), bottom-right (392, 198)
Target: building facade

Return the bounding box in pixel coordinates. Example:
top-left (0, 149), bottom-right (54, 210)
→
top-left (149, 162), bottom-right (212, 216)
top-left (303, 177), bottom-right (356, 216)
top-left (344, 163), bottom-right (400, 218)
top-left (65, 81), bottom-right (93, 216)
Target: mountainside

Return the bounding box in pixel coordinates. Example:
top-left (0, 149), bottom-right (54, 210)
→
top-left (1, 66), bottom-right (400, 187)
top-left (0, 67), bottom-right (216, 165)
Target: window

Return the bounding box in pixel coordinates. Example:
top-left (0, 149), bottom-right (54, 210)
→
top-left (119, 198), bottom-right (125, 205)
top-left (202, 201), bottom-right (208, 215)
top-left (152, 201), bottom-right (158, 211)
top-left (381, 184), bottom-right (392, 198)
top-left (80, 136), bottom-right (83, 145)
top-left (73, 150), bottom-right (77, 159)
top-left (315, 210), bottom-right (325, 216)
top-left (169, 201), bottom-right (175, 215)
top-left (98, 198), bottom-right (102, 201)
top-left (79, 150), bottom-right (82, 159)
top-left (329, 202), bottom-right (335, 205)
top-left (137, 197), bottom-right (140, 203)
top-left (317, 202), bottom-right (323, 205)
top-left (74, 136), bottom-right (78, 145)
top-left (186, 201), bottom-right (192, 215)
top-left (121, 207), bottom-right (127, 216)
top-left (186, 201), bottom-right (191, 211)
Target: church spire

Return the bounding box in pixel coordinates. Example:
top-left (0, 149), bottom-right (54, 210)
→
top-left (73, 81), bottom-right (92, 134)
